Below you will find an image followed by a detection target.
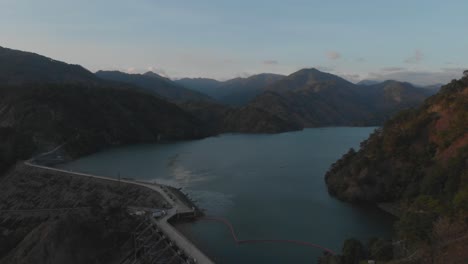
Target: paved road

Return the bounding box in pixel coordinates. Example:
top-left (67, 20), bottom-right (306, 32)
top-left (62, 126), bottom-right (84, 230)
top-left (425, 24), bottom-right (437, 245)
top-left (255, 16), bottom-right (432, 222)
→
top-left (24, 160), bottom-right (215, 264)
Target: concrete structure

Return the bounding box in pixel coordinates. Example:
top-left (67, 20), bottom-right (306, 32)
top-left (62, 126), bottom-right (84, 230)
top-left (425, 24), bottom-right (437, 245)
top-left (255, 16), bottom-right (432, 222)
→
top-left (24, 160), bottom-right (215, 264)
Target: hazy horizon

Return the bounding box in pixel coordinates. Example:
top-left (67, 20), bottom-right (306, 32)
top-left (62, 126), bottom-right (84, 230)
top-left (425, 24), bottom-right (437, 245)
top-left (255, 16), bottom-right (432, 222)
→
top-left (2, 0), bottom-right (467, 85)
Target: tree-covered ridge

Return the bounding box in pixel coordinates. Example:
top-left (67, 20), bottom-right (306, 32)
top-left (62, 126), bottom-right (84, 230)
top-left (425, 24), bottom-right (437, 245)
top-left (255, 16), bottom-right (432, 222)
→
top-left (326, 76), bottom-right (467, 204)
top-left (246, 68), bottom-right (435, 128)
top-left (0, 46), bottom-right (99, 85)
top-left (0, 83), bottom-right (210, 174)
top-left (96, 70), bottom-right (214, 103)
top-left (324, 75), bottom-right (468, 262)
top-left (0, 46), bottom-right (304, 175)
top-left (175, 73), bottom-right (285, 106)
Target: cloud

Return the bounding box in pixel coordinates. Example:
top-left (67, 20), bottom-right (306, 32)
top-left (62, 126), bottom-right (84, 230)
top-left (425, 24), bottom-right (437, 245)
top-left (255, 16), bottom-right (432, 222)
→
top-left (263, 60), bottom-right (279, 65)
top-left (404, 49), bottom-right (424, 64)
top-left (440, 67), bottom-right (466, 73)
top-left (314, 65), bottom-right (334, 72)
top-left (381, 67), bottom-right (407, 72)
top-left (356, 57), bottom-right (366, 62)
top-left (326, 51), bottom-right (341, 60)
top-left (235, 72), bottom-right (252, 78)
top-left (367, 68), bottom-right (465, 86)
top-left (340, 73), bottom-right (361, 82)
top-left (147, 66), bottom-right (170, 77)
top-left (126, 67), bottom-right (136, 73)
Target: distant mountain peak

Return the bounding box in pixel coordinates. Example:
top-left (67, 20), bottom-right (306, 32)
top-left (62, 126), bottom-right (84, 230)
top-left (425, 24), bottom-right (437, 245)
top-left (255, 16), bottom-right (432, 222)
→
top-left (356, 79), bottom-right (381, 86)
top-left (380, 79), bottom-right (413, 86)
top-left (288, 68), bottom-right (321, 77)
top-left (175, 73), bottom-right (285, 106)
top-left (0, 46), bottom-right (99, 85)
top-left (287, 68), bottom-right (352, 84)
top-left (177, 77), bottom-right (219, 81)
top-left (247, 72), bottom-right (284, 78)
top-left (96, 70), bottom-right (213, 103)
top-left (263, 68), bottom-right (354, 94)
top-left (143, 71), bottom-right (165, 79)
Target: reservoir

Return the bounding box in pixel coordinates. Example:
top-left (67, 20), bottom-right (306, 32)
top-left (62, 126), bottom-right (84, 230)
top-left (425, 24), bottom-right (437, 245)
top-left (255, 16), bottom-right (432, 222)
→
top-left (58, 127), bottom-right (395, 263)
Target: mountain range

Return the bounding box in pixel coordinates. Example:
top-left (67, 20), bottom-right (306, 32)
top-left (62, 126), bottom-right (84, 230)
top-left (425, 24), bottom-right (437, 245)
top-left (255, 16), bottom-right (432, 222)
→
top-left (1, 45), bottom-right (466, 263)
top-left (94, 70), bottom-right (299, 134)
top-left (0, 46), bottom-right (440, 172)
top-left (96, 70), bottom-right (213, 103)
top-left (242, 68), bottom-right (435, 127)
top-left (175, 73), bottom-right (285, 106)
top-left (0, 46), bottom-right (298, 173)
top-left (0, 46), bottom-right (99, 85)
top-left (0, 81), bottom-right (211, 173)
top-left (175, 68), bottom-right (436, 130)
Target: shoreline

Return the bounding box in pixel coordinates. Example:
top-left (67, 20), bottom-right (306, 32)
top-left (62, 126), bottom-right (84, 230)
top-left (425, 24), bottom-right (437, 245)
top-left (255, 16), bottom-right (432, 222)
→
top-left (377, 202), bottom-right (401, 218)
top-left (25, 153), bottom-right (215, 264)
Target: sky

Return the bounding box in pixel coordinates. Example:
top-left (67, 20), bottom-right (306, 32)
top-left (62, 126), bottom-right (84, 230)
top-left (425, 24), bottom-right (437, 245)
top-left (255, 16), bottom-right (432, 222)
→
top-left (1, 0), bottom-right (468, 85)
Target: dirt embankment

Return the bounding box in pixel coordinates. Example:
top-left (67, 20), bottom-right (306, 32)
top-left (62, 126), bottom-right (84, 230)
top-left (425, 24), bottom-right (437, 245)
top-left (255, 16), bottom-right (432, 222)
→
top-left (0, 163), bottom-right (167, 264)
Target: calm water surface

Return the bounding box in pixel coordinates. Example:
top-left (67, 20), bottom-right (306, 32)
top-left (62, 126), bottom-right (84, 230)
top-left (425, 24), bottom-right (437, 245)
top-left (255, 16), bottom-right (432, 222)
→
top-left (59, 127), bottom-right (394, 263)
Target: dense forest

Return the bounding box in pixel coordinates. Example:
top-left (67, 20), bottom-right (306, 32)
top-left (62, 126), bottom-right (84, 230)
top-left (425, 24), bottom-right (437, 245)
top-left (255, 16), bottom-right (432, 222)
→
top-left (0, 83), bottom-right (209, 174)
top-left (324, 75), bottom-right (468, 263)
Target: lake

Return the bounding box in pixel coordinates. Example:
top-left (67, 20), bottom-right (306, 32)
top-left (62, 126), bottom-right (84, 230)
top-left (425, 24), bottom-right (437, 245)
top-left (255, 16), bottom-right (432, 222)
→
top-left (58, 127), bottom-right (395, 263)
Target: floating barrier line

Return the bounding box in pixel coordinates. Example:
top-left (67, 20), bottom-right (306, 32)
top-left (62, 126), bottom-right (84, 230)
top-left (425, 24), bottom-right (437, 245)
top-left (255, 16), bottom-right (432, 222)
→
top-left (201, 216), bottom-right (336, 255)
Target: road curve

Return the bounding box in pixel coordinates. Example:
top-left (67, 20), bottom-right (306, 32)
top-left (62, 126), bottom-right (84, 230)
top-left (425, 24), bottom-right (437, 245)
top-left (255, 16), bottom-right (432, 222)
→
top-left (24, 160), bottom-right (215, 264)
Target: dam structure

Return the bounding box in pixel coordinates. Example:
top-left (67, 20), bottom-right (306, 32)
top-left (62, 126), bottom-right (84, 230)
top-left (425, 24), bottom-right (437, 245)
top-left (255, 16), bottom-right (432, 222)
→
top-left (25, 149), bottom-right (215, 264)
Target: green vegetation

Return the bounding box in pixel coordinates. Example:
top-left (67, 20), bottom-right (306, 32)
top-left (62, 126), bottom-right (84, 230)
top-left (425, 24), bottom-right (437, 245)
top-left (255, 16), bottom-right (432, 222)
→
top-left (96, 70), bottom-right (213, 103)
top-left (0, 128), bottom-right (35, 174)
top-left (319, 237), bottom-right (393, 264)
top-left (0, 83), bottom-right (210, 174)
top-left (325, 75), bottom-right (468, 262)
top-left (0, 46), bottom-right (99, 85)
top-left (341, 239), bottom-right (366, 264)
top-left (0, 46), bottom-right (304, 176)
top-left (247, 68), bottom-right (433, 128)
top-left (176, 73), bottom-right (285, 106)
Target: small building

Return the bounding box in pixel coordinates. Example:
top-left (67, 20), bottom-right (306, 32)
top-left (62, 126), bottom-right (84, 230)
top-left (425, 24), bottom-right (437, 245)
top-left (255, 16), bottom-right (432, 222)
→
top-left (131, 210), bottom-right (146, 216)
top-left (152, 209), bottom-right (166, 218)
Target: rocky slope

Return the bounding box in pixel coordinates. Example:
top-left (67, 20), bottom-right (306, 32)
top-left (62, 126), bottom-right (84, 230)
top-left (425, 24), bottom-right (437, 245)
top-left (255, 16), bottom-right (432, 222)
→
top-left (0, 163), bottom-right (166, 264)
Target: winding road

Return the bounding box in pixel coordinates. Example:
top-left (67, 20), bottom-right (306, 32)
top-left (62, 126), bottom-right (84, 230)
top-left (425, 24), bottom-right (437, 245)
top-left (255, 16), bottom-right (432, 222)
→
top-left (24, 160), bottom-right (215, 264)
top-left (24, 154), bottom-right (338, 263)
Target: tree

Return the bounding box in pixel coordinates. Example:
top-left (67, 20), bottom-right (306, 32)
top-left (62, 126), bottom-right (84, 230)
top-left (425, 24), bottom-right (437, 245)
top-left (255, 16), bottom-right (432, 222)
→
top-left (368, 237), bottom-right (393, 261)
top-left (342, 238), bottom-right (365, 264)
top-left (463, 70), bottom-right (468, 78)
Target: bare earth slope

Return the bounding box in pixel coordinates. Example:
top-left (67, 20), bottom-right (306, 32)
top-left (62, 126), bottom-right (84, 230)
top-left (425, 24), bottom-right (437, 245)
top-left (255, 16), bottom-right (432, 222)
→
top-left (0, 163), bottom-right (166, 264)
